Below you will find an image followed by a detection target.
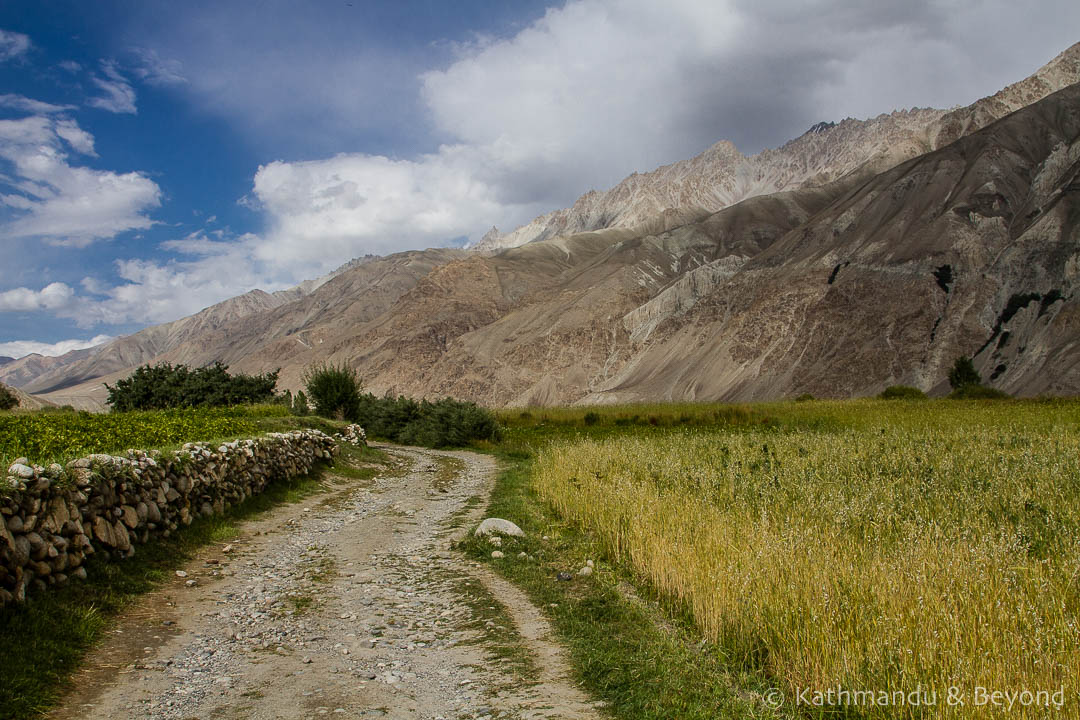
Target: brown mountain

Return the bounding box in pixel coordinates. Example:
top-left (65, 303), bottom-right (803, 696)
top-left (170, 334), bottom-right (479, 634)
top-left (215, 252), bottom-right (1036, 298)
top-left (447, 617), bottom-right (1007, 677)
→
top-left (13, 46), bottom-right (1080, 409)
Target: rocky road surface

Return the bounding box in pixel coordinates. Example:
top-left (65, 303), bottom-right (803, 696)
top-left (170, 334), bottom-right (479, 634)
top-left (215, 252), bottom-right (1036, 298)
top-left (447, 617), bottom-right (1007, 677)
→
top-left (51, 446), bottom-right (602, 720)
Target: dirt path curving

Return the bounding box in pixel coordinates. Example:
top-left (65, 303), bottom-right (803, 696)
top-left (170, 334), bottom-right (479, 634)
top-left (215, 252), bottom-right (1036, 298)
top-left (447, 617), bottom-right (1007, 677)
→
top-left (51, 446), bottom-right (603, 720)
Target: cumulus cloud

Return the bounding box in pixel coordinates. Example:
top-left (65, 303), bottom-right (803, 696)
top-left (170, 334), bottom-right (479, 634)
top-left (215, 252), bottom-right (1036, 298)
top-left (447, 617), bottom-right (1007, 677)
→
top-left (88, 60), bottom-right (137, 114)
top-left (0, 334), bottom-right (113, 359)
top-left (0, 282), bottom-right (75, 312)
top-left (0, 29), bottom-right (30, 62)
top-left (0, 114), bottom-right (160, 246)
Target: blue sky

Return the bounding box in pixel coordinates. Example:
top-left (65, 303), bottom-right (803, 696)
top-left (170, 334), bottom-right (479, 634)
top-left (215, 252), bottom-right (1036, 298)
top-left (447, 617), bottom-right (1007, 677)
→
top-left (1, 0), bottom-right (1079, 359)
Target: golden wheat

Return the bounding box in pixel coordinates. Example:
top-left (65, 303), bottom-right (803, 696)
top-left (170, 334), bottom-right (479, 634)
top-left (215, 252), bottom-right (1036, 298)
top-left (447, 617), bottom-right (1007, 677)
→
top-left (533, 400), bottom-right (1080, 719)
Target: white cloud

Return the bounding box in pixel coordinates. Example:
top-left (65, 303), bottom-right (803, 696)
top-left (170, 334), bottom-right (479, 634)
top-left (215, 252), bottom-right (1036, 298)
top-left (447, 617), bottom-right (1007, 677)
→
top-left (0, 29), bottom-right (30, 62)
top-left (128, 47), bottom-right (187, 86)
top-left (0, 114), bottom-right (160, 246)
top-left (249, 151), bottom-right (540, 276)
top-left (66, 237), bottom-right (291, 328)
top-left (0, 281), bottom-right (75, 312)
top-left (88, 60), bottom-right (137, 114)
top-left (0, 94), bottom-right (77, 114)
top-left (237, 0), bottom-right (1080, 272)
top-left (0, 334), bottom-right (113, 359)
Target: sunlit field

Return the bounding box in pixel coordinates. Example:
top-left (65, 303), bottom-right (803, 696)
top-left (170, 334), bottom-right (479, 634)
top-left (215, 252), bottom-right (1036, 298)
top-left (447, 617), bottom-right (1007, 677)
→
top-left (529, 399), bottom-right (1080, 718)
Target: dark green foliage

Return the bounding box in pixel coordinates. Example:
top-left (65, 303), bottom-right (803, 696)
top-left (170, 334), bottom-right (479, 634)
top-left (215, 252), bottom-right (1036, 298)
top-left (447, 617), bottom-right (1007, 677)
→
top-left (583, 411), bottom-right (601, 426)
top-left (302, 363), bottom-right (362, 420)
top-left (794, 393), bottom-right (815, 402)
top-left (948, 357), bottom-right (981, 390)
top-left (0, 384), bottom-right (17, 411)
top-left (105, 362), bottom-right (279, 411)
top-left (355, 393), bottom-right (500, 448)
top-left (292, 390), bottom-right (310, 416)
top-left (950, 384), bottom-right (1010, 400)
top-left (879, 385), bottom-right (928, 400)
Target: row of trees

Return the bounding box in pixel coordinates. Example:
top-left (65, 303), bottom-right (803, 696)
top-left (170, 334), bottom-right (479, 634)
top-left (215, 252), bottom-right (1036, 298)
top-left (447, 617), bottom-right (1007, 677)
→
top-left (102, 361), bottom-right (500, 447)
top-left (104, 362), bottom-right (279, 411)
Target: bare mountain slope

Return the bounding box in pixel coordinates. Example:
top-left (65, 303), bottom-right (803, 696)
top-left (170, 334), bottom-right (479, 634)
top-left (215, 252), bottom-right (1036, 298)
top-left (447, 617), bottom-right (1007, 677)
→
top-left (181, 83), bottom-right (1080, 406)
top-left (475, 41), bottom-right (1080, 252)
top-left (21, 47), bottom-right (1080, 409)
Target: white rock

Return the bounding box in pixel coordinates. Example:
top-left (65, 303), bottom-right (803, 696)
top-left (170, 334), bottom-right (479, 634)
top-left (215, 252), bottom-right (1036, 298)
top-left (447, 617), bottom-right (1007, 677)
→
top-left (8, 463), bottom-right (33, 479)
top-left (475, 518), bottom-right (524, 538)
top-left (490, 551), bottom-right (504, 559)
top-left (578, 566), bottom-right (593, 576)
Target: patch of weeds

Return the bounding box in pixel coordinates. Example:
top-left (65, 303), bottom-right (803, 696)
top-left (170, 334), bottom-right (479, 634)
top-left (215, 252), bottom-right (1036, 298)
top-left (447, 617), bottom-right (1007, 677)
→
top-left (445, 570), bottom-right (538, 687)
top-left (431, 455), bottom-right (466, 493)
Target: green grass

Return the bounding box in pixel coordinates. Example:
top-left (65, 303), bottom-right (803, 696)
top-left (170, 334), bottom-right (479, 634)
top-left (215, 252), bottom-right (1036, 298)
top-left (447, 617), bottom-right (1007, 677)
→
top-left (0, 437), bottom-right (391, 719)
top-left (0, 404), bottom-right (316, 469)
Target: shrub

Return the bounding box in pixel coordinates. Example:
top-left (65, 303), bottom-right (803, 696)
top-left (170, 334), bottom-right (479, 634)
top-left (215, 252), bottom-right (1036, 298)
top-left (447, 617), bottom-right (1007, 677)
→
top-left (292, 390), bottom-right (310, 416)
top-left (0, 385), bottom-right (17, 411)
top-left (794, 393), bottom-right (815, 402)
top-left (948, 356), bottom-right (981, 390)
top-left (302, 363), bottom-right (362, 421)
top-left (354, 393), bottom-right (500, 448)
top-left (950, 384), bottom-right (1010, 400)
top-left (879, 385), bottom-right (928, 400)
top-left (105, 362), bottom-right (279, 411)
top-left (583, 411), bottom-right (601, 426)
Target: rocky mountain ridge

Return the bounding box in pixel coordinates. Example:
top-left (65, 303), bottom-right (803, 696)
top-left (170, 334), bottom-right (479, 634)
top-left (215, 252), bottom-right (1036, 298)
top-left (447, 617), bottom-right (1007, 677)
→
top-left (473, 42), bottom-right (1080, 252)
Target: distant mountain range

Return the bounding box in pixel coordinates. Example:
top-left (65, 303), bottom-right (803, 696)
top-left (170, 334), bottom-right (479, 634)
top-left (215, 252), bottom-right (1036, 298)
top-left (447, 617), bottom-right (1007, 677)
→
top-left (6, 42), bottom-right (1080, 410)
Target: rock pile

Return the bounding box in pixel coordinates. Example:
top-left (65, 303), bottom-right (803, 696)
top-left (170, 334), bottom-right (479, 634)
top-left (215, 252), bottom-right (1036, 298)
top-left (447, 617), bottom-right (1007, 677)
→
top-left (0, 428), bottom-right (356, 607)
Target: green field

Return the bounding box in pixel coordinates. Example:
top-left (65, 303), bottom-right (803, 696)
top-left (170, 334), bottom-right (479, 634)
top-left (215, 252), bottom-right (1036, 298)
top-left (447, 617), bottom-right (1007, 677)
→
top-left (0, 404), bottom-right (348, 469)
top-left (483, 398), bottom-right (1080, 719)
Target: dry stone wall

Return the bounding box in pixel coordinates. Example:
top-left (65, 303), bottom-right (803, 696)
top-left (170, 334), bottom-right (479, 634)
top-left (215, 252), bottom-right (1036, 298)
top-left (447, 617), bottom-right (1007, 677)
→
top-left (0, 428), bottom-right (357, 607)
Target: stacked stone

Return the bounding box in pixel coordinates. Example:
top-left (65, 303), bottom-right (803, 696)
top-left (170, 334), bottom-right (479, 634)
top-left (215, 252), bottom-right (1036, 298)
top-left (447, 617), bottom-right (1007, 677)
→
top-left (0, 429), bottom-right (338, 607)
top-left (340, 424), bottom-right (367, 446)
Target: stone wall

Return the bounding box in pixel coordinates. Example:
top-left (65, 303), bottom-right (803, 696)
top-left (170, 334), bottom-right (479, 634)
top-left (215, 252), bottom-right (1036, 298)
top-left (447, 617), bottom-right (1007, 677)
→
top-left (0, 428), bottom-right (352, 606)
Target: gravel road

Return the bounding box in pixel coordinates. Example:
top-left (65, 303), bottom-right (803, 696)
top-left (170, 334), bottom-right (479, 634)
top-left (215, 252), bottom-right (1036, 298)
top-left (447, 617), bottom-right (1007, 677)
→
top-left (51, 446), bottom-right (603, 720)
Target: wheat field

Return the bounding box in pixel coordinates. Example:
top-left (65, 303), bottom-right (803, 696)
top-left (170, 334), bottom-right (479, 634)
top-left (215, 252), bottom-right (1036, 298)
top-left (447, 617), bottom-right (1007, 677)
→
top-left (533, 400), bottom-right (1080, 718)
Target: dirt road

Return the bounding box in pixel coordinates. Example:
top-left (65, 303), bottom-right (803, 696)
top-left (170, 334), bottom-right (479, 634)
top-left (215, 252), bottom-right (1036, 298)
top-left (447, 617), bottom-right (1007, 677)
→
top-left (52, 446), bottom-right (602, 720)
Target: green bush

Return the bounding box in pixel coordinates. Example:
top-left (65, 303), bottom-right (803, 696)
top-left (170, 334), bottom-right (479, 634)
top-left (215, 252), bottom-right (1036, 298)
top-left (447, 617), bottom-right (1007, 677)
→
top-left (948, 356), bottom-right (981, 390)
top-left (105, 362), bottom-right (279, 411)
top-left (354, 393), bottom-right (500, 448)
top-left (302, 363), bottom-right (361, 420)
top-left (583, 411), bottom-right (601, 426)
top-left (292, 390), bottom-right (310, 416)
top-left (950, 384), bottom-right (1010, 400)
top-left (0, 385), bottom-right (17, 411)
top-left (879, 385), bottom-right (928, 400)
top-left (794, 393), bottom-right (815, 402)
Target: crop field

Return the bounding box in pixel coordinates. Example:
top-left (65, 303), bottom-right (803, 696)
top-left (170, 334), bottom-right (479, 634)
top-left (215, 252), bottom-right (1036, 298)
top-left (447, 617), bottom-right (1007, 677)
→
top-left (0, 404), bottom-right (298, 468)
top-left (528, 399), bottom-right (1080, 719)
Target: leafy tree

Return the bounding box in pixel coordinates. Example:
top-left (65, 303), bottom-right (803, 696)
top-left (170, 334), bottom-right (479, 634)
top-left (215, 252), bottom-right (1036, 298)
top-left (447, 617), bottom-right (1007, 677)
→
top-left (302, 363), bottom-right (362, 420)
top-left (948, 357), bottom-right (982, 390)
top-left (105, 362), bottom-right (279, 411)
top-left (0, 384), bottom-right (17, 411)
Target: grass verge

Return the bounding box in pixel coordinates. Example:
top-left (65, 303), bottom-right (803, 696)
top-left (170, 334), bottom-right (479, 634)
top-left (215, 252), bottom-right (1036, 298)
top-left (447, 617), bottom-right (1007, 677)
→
top-left (459, 449), bottom-right (795, 720)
